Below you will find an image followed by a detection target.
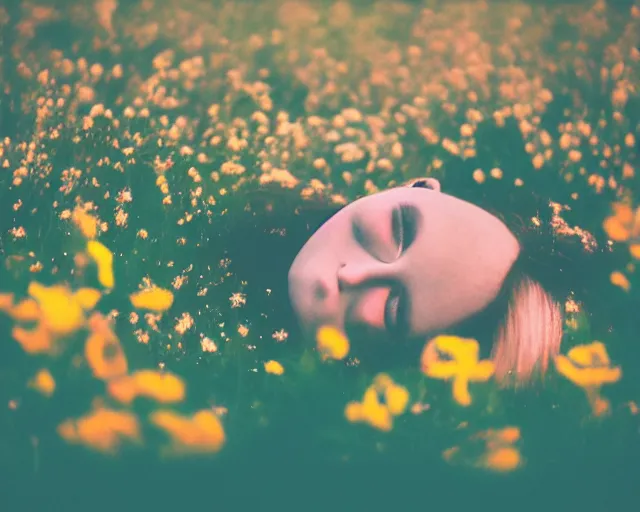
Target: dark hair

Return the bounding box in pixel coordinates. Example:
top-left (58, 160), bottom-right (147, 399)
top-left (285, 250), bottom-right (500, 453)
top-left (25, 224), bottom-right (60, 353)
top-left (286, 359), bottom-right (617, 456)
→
top-left (221, 178), bottom-right (609, 386)
top-left (218, 185), bottom-right (342, 337)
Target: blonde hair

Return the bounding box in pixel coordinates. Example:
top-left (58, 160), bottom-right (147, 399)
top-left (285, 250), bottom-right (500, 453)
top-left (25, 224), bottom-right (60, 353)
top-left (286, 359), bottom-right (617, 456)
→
top-left (491, 275), bottom-right (563, 387)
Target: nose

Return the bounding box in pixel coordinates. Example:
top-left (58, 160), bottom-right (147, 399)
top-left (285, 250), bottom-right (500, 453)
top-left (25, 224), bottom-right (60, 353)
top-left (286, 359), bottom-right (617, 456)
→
top-left (337, 259), bottom-right (392, 290)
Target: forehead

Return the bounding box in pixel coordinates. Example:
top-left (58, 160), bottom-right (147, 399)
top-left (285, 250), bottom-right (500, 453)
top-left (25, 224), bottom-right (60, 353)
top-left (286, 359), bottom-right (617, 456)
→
top-left (342, 187), bottom-right (430, 213)
top-left (337, 186), bottom-right (509, 235)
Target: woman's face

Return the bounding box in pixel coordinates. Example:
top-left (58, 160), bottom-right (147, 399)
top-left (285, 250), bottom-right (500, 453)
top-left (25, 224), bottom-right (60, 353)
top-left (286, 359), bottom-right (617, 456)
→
top-left (287, 185), bottom-right (520, 343)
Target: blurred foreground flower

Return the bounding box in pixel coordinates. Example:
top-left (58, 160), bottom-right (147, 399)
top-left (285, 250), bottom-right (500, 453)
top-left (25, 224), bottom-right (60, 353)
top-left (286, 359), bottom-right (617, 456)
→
top-left (0, 283), bottom-right (102, 354)
top-left (58, 407), bottom-right (141, 454)
top-left (71, 207), bottom-right (99, 239)
top-left (87, 240), bottom-right (115, 289)
top-left (107, 370), bottom-right (186, 404)
top-left (554, 341), bottom-right (622, 417)
top-left (473, 426), bottom-right (523, 472)
top-left (480, 445), bottom-right (522, 473)
top-left (150, 409), bottom-right (225, 456)
top-left (345, 373), bottom-right (409, 431)
top-left (264, 360), bottom-right (285, 375)
top-left (130, 286), bottom-right (175, 312)
top-left (444, 426), bottom-right (523, 473)
top-left (27, 282), bottom-right (86, 335)
top-left (85, 313), bottom-right (128, 380)
top-left (610, 270), bottom-right (631, 292)
top-left (28, 369), bottom-right (56, 397)
top-left (316, 325), bottom-right (350, 361)
top-left (603, 202), bottom-right (640, 259)
top-left (421, 335), bottom-right (494, 406)
top-left (472, 426), bottom-right (521, 449)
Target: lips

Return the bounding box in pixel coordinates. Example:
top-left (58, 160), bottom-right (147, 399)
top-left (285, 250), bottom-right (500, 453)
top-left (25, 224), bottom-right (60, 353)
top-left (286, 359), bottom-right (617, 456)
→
top-left (346, 286), bottom-right (390, 331)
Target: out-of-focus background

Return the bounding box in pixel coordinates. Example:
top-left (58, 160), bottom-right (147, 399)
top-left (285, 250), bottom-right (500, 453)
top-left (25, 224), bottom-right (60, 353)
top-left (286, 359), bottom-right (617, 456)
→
top-left (0, 0), bottom-right (639, 510)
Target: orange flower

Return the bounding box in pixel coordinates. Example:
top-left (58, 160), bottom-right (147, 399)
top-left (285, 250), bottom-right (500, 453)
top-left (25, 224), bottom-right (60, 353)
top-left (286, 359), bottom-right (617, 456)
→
top-left (108, 370), bottom-right (186, 404)
top-left (480, 446), bottom-right (522, 473)
top-left (603, 202), bottom-right (640, 243)
top-left (610, 270), bottom-right (631, 291)
top-left (85, 313), bottom-right (128, 380)
top-left (72, 207), bottom-right (99, 239)
top-left (11, 324), bottom-right (54, 354)
top-left (58, 407), bottom-right (141, 454)
top-left (0, 283), bottom-right (103, 355)
top-left (0, 293), bottom-right (14, 309)
top-left (150, 409), bottom-right (225, 456)
top-left (28, 369), bottom-right (56, 397)
top-left (603, 202), bottom-right (640, 259)
top-left (7, 298), bottom-right (41, 322)
top-left (444, 426), bottom-right (523, 473)
top-left (472, 426), bottom-right (521, 451)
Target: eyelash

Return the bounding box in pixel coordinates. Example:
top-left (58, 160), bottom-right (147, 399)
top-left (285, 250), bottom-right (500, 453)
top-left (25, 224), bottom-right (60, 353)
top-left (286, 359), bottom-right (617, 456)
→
top-left (393, 205), bottom-right (416, 257)
top-left (352, 205), bottom-right (415, 262)
top-left (393, 208), bottom-right (404, 258)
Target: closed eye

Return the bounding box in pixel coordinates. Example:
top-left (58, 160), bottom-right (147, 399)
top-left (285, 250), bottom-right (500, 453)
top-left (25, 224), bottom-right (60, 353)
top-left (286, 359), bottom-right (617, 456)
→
top-left (385, 204), bottom-right (418, 340)
top-left (392, 204), bottom-right (418, 257)
top-left (351, 203), bottom-right (418, 264)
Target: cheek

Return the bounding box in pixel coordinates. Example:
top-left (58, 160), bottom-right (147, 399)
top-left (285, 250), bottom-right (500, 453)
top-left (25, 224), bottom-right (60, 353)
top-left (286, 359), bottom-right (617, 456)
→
top-left (295, 217), bottom-right (349, 270)
top-left (353, 211), bottom-right (397, 262)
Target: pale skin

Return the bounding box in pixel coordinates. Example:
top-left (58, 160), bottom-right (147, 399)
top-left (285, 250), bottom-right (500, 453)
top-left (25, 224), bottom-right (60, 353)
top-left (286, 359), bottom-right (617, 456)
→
top-left (288, 180), bottom-right (521, 343)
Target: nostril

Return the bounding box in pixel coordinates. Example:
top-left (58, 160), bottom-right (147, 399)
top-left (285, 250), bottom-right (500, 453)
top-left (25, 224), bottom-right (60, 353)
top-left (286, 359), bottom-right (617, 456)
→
top-left (336, 263), bottom-right (347, 292)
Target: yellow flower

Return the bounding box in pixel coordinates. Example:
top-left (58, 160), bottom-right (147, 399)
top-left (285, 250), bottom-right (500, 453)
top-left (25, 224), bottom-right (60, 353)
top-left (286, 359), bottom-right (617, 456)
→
top-left (554, 341), bottom-right (622, 416)
top-left (130, 287), bottom-right (174, 312)
top-left (1, 284), bottom-right (102, 355)
top-left (384, 384), bottom-right (410, 416)
top-left (372, 373), bottom-right (409, 415)
top-left (316, 325), bottom-right (350, 360)
top-left (420, 335), bottom-right (494, 406)
top-left (27, 282), bottom-right (85, 335)
top-left (73, 288), bottom-right (102, 310)
top-left (87, 240), bottom-right (115, 288)
top-left (344, 373), bottom-right (409, 431)
top-left (264, 360), bottom-right (285, 375)
top-left (345, 387), bottom-right (393, 432)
